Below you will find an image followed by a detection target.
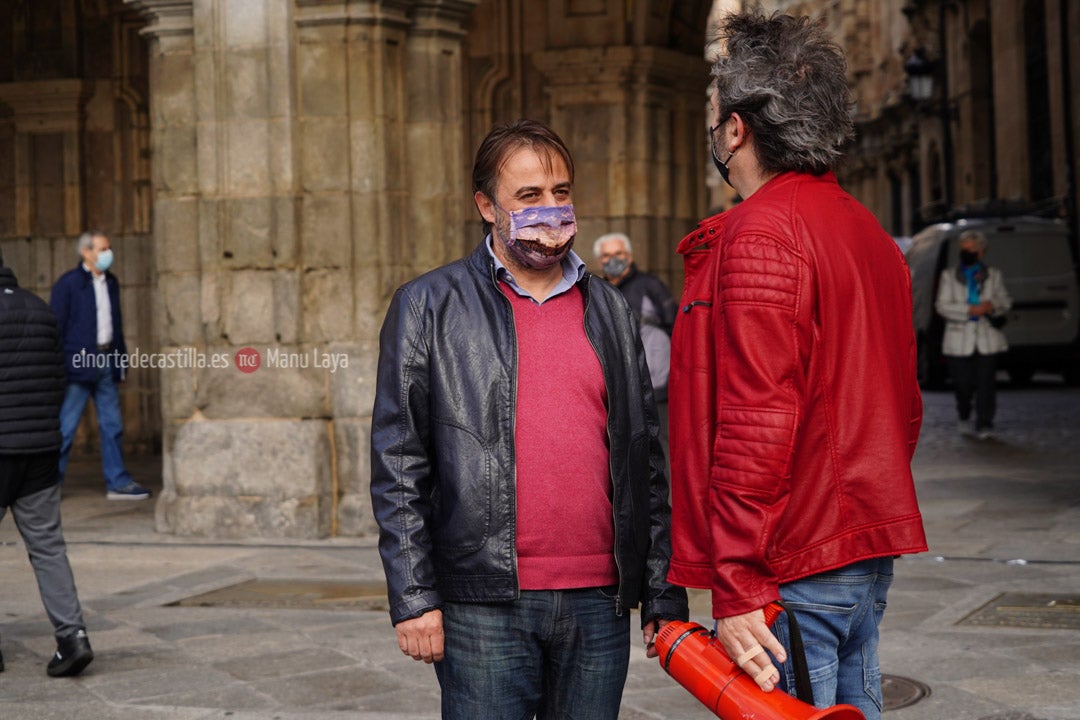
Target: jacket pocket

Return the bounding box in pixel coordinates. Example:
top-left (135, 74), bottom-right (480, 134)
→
top-left (429, 418), bottom-right (492, 554)
top-left (672, 299), bottom-right (714, 375)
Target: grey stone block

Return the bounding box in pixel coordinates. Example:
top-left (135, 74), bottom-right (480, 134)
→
top-left (328, 340), bottom-right (376, 418)
top-left (195, 350), bottom-right (328, 419)
top-left (169, 418), bottom-right (331, 501)
top-left (222, 269), bottom-right (277, 344)
top-left (302, 269), bottom-right (354, 343)
top-left (158, 274), bottom-right (202, 346)
top-left (154, 197), bottom-right (200, 273)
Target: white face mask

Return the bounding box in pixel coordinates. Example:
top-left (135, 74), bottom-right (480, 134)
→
top-left (494, 203), bottom-right (577, 270)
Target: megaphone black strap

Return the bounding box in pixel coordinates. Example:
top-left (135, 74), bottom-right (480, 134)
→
top-left (776, 600), bottom-right (815, 706)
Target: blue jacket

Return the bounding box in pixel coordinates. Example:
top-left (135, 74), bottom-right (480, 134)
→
top-left (50, 264), bottom-right (127, 384)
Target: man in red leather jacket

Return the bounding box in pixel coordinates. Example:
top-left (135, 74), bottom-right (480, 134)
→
top-left (667, 12), bottom-right (926, 719)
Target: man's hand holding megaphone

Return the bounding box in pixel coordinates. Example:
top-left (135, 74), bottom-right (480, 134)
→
top-left (714, 605), bottom-right (789, 692)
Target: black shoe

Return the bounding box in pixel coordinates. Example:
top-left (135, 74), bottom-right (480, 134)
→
top-left (47, 629), bottom-right (93, 677)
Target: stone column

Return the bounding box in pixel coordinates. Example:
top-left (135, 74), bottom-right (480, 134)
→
top-left (533, 46), bottom-right (707, 289)
top-left (133, 0), bottom-right (477, 539)
top-left (292, 0), bottom-right (479, 537)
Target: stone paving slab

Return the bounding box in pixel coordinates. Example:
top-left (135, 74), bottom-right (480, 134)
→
top-left (1, 381), bottom-right (1079, 718)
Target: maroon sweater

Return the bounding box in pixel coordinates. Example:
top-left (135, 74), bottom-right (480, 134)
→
top-left (502, 283), bottom-right (618, 590)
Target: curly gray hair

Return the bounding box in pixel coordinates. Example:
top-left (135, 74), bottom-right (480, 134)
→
top-left (711, 12), bottom-right (854, 174)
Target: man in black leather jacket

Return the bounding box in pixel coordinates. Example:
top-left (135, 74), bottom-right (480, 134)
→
top-left (370, 120), bottom-right (687, 719)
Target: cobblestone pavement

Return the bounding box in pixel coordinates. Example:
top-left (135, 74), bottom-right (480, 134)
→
top-left (0, 376), bottom-right (1078, 719)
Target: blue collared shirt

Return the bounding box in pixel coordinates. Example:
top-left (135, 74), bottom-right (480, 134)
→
top-left (485, 234), bottom-right (586, 304)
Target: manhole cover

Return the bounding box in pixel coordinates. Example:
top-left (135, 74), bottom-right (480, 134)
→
top-left (170, 579), bottom-right (388, 611)
top-left (958, 593), bottom-right (1080, 630)
top-left (882, 674), bottom-right (930, 711)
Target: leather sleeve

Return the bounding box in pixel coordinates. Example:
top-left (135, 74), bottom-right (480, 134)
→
top-left (710, 233), bottom-right (806, 618)
top-left (631, 298), bottom-right (689, 625)
top-left (369, 285), bottom-right (442, 625)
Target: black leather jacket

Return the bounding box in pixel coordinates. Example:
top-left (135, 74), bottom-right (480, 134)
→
top-left (370, 241), bottom-right (688, 627)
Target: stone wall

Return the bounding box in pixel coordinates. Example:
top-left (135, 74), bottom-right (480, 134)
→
top-left (133, 0), bottom-right (480, 538)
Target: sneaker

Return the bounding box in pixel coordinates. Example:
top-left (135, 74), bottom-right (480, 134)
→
top-left (976, 428), bottom-right (994, 441)
top-left (47, 629), bottom-right (93, 677)
top-left (957, 420), bottom-right (975, 437)
top-left (106, 482), bottom-right (151, 500)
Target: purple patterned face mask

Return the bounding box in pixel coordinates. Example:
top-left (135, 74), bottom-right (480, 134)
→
top-left (495, 203), bottom-right (577, 270)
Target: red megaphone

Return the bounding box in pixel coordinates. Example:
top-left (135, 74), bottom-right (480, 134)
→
top-left (656, 620), bottom-right (865, 720)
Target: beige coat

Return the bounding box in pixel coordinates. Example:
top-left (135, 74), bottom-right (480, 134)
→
top-left (935, 266), bottom-right (1012, 356)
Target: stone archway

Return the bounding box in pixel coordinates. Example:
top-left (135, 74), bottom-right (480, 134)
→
top-left (0, 0), bottom-right (158, 455)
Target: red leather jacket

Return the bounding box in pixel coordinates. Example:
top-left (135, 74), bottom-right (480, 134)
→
top-left (667, 171), bottom-right (926, 619)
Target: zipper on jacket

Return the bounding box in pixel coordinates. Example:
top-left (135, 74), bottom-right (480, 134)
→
top-left (682, 300), bottom-right (712, 313)
top-left (581, 277), bottom-right (625, 617)
top-left (489, 258), bottom-right (522, 600)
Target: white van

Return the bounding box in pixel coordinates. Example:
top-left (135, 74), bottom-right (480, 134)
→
top-left (905, 215), bottom-right (1080, 387)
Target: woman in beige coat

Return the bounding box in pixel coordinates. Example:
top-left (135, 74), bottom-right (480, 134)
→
top-left (935, 229), bottom-right (1012, 439)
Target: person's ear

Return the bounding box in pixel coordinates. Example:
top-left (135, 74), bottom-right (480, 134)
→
top-left (727, 112), bottom-right (749, 153)
top-left (474, 190), bottom-right (496, 225)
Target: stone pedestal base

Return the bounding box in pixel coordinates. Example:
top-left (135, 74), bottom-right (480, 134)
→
top-left (157, 419), bottom-right (332, 538)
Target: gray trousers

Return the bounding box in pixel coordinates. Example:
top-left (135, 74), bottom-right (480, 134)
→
top-left (1, 483), bottom-right (86, 639)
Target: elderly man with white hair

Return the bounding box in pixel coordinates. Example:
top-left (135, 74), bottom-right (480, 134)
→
top-left (592, 232), bottom-right (678, 401)
top-left (50, 230), bottom-right (150, 500)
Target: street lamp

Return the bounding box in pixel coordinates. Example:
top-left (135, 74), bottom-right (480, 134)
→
top-left (904, 46), bottom-right (953, 219)
top-left (904, 49), bottom-right (935, 102)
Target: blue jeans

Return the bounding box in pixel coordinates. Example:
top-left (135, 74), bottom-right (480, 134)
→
top-left (58, 364), bottom-right (134, 492)
top-left (435, 588), bottom-right (631, 720)
top-left (771, 557), bottom-right (894, 720)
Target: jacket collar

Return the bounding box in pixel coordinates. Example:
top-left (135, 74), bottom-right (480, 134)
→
top-left (0, 266), bottom-right (16, 288)
top-left (677, 170), bottom-right (840, 256)
top-left (677, 213), bottom-right (726, 255)
top-left (469, 237), bottom-right (589, 290)
top-left (75, 262), bottom-right (113, 286)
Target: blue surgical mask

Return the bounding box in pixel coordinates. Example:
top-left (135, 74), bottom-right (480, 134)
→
top-left (95, 249), bottom-right (114, 273)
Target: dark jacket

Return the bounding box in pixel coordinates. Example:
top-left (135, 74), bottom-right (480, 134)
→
top-left (616, 264), bottom-right (679, 335)
top-left (50, 264), bottom-right (127, 383)
top-left (370, 241), bottom-right (688, 627)
top-left (0, 266), bottom-right (66, 502)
